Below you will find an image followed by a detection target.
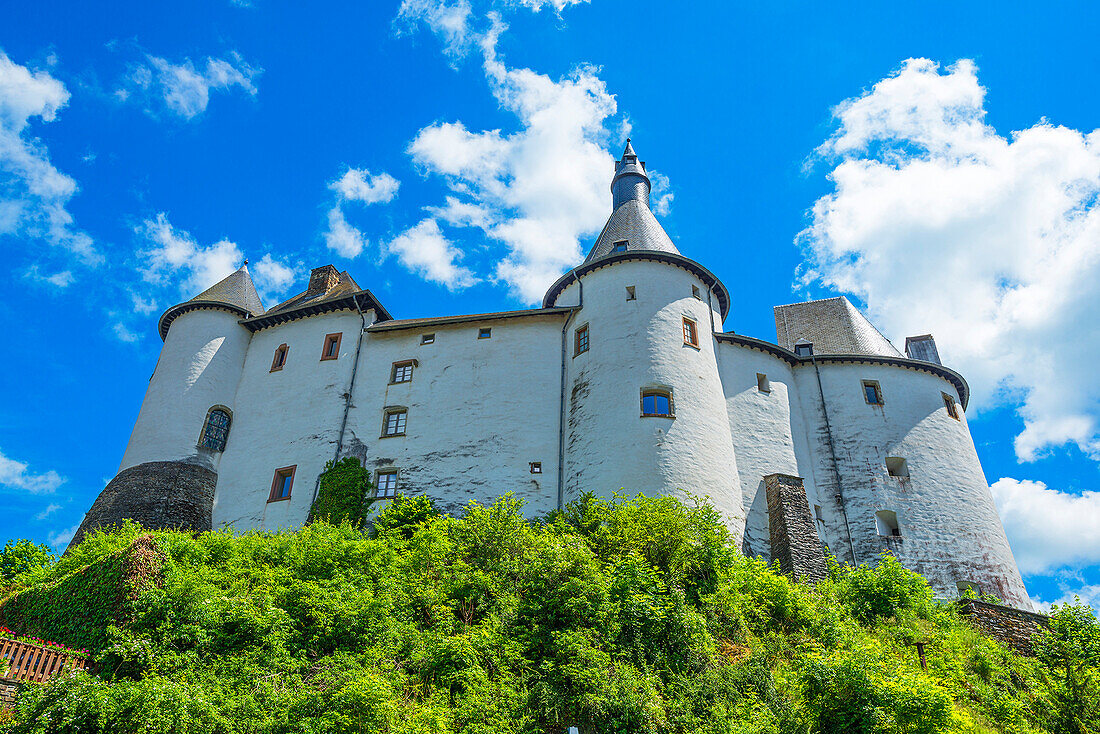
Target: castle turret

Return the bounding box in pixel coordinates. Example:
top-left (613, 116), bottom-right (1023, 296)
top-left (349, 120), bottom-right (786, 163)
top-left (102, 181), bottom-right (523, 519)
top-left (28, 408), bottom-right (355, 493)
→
top-left (545, 141), bottom-right (745, 543)
top-left (71, 264), bottom-right (262, 547)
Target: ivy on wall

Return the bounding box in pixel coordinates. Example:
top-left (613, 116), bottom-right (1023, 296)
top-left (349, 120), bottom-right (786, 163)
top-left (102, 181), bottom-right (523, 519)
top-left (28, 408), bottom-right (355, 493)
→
top-left (309, 457), bottom-right (373, 527)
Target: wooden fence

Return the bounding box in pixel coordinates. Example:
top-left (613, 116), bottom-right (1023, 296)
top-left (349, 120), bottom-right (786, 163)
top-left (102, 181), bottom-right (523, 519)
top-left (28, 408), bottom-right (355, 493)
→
top-left (0, 637), bottom-right (87, 683)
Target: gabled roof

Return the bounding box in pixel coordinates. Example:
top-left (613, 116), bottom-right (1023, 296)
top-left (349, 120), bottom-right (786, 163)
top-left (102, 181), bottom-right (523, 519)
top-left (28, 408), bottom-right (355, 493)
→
top-left (158, 264), bottom-right (264, 340)
top-left (773, 296), bottom-right (903, 358)
top-left (240, 269), bottom-right (392, 332)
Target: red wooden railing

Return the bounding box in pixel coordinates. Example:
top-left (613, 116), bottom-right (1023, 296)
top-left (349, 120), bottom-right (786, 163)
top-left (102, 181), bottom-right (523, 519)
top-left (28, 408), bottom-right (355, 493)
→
top-left (0, 637), bottom-right (86, 683)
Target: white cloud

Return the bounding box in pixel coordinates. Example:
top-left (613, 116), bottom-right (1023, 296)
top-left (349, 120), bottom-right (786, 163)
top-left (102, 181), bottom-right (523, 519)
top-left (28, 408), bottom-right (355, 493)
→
top-left (991, 477), bottom-right (1100, 575)
top-left (1032, 584), bottom-right (1100, 614)
top-left (0, 51), bottom-right (98, 265)
top-left (251, 253), bottom-right (297, 302)
top-left (35, 502), bottom-right (61, 521)
top-left (0, 448), bottom-right (64, 494)
top-left (323, 206), bottom-right (367, 259)
top-left (649, 170), bottom-right (674, 216)
top-left (139, 212), bottom-right (243, 296)
top-left (113, 322), bottom-right (139, 343)
top-left (24, 265), bottom-right (74, 288)
top-left (798, 58), bottom-right (1100, 461)
top-left (405, 16), bottom-right (623, 301)
top-left (48, 522), bottom-right (79, 550)
top-left (330, 168), bottom-right (400, 204)
top-left (385, 218), bottom-right (478, 290)
top-left (130, 293), bottom-right (158, 314)
top-left (119, 52), bottom-right (260, 120)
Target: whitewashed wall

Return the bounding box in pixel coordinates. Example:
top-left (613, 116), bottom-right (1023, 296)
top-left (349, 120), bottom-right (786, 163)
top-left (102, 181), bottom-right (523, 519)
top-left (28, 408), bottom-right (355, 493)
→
top-left (121, 308), bottom-right (251, 472)
top-left (213, 310), bottom-right (367, 530)
top-left (557, 261), bottom-right (744, 543)
top-left (792, 362), bottom-right (1030, 607)
top-left (341, 314), bottom-right (566, 517)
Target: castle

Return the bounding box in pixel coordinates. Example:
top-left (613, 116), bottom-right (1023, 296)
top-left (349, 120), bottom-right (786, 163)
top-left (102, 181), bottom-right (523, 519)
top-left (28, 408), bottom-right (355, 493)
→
top-left (75, 141), bottom-right (1031, 608)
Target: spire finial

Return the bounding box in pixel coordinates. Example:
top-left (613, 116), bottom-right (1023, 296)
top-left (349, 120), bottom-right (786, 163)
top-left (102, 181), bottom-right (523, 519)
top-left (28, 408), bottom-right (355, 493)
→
top-left (623, 138), bottom-right (636, 158)
top-left (243, 258), bottom-right (249, 266)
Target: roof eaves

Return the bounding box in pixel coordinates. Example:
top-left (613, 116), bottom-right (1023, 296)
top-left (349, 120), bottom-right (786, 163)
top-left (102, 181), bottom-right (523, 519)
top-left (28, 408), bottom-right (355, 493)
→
top-left (367, 306), bottom-right (574, 332)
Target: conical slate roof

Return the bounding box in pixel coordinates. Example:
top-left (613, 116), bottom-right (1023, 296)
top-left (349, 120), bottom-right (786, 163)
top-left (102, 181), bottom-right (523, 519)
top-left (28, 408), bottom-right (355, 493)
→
top-left (583, 140), bottom-right (680, 264)
top-left (188, 264), bottom-right (264, 316)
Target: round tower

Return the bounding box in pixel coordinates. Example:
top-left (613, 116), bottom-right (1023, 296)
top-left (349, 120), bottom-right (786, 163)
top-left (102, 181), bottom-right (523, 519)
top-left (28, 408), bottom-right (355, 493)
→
top-left (71, 265), bottom-right (263, 547)
top-left (545, 141), bottom-right (745, 543)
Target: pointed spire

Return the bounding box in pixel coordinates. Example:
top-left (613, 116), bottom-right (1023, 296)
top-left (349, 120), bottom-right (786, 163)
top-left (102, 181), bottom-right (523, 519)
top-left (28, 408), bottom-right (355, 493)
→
top-left (623, 138), bottom-right (636, 158)
top-left (188, 263), bottom-right (264, 316)
top-left (612, 138), bottom-right (651, 210)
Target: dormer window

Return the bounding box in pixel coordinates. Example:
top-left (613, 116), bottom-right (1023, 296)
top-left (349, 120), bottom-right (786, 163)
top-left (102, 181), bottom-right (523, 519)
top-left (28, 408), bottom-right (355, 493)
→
top-left (270, 344), bottom-right (289, 372)
top-left (794, 341), bottom-right (813, 357)
top-left (611, 240), bottom-right (628, 253)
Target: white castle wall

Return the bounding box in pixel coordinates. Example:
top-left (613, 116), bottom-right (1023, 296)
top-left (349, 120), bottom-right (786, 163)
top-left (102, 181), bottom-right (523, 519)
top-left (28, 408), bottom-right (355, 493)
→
top-left (341, 314), bottom-right (565, 517)
top-left (556, 261), bottom-right (744, 543)
top-left (212, 310), bottom-right (368, 530)
top-left (792, 361), bottom-right (1030, 607)
top-left (121, 308), bottom-right (251, 472)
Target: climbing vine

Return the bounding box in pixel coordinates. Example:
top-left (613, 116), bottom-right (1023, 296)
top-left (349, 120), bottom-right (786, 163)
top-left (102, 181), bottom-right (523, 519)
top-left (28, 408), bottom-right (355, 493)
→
top-left (309, 457), bottom-right (373, 526)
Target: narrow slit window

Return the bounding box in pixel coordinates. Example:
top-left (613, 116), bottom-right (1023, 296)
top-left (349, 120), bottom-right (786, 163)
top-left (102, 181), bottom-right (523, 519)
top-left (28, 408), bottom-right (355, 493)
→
top-left (530, 462), bottom-right (542, 474)
top-left (886, 456), bottom-right (909, 478)
top-left (421, 333), bottom-right (435, 345)
top-left (625, 285), bottom-right (636, 301)
top-left (611, 240), bottom-right (628, 253)
top-left (382, 408), bottom-right (408, 437)
top-left (320, 333), bottom-right (342, 361)
top-left (478, 327), bottom-right (492, 339)
top-left (198, 407), bottom-right (231, 451)
top-left (682, 317), bottom-right (699, 347)
top-left (692, 285), bottom-right (702, 300)
top-left (814, 504), bottom-right (824, 525)
top-left (875, 510), bottom-right (901, 537)
top-left (641, 388), bottom-right (674, 417)
top-left (270, 344), bottom-right (289, 372)
top-left (391, 360), bottom-right (415, 384)
top-left (268, 465), bottom-right (296, 502)
top-left (942, 392), bottom-right (960, 420)
top-left (574, 324), bottom-right (589, 356)
top-left (757, 373), bottom-right (771, 393)
top-left (862, 380), bottom-right (884, 405)
top-left (375, 470), bottom-right (398, 499)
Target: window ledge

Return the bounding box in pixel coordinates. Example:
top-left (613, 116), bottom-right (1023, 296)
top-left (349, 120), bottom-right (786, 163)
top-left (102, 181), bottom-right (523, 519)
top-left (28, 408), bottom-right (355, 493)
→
top-left (267, 496), bottom-right (291, 503)
top-left (641, 413), bottom-right (675, 419)
top-left (269, 366), bottom-right (284, 373)
top-left (682, 342), bottom-right (700, 350)
top-left (388, 380), bottom-right (413, 386)
top-left (379, 432), bottom-right (407, 439)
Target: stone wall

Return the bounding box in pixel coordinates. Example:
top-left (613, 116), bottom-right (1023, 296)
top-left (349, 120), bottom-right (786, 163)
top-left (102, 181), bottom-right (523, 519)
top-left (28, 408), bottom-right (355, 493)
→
top-left (957, 598), bottom-right (1049, 656)
top-left (765, 473), bottom-right (827, 583)
top-left (0, 678), bottom-right (20, 708)
top-left (70, 461), bottom-right (215, 548)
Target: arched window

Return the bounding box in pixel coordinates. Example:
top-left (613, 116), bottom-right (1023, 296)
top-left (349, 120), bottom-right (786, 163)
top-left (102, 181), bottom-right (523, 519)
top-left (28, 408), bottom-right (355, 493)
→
top-left (640, 388), bottom-right (674, 418)
top-left (199, 408), bottom-right (231, 451)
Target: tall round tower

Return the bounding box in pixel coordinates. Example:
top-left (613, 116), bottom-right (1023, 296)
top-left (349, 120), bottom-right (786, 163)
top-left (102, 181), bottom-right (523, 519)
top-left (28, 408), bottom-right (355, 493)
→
top-left (545, 141), bottom-right (745, 543)
top-left (71, 265), bottom-right (263, 546)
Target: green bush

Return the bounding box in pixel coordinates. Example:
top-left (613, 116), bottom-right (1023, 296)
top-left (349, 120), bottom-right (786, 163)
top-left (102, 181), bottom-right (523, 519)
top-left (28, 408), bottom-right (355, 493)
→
top-left (0, 540), bottom-right (54, 585)
top-left (309, 457), bottom-right (373, 526)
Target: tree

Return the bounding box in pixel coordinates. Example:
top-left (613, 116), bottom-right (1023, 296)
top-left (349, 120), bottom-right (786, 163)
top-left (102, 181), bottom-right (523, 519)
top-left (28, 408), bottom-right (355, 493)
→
top-left (0, 539), bottom-right (55, 583)
top-left (1033, 601), bottom-right (1100, 734)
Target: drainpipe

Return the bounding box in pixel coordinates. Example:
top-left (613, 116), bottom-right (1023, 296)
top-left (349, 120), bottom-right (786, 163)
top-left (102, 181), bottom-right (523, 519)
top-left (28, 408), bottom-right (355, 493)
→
top-left (810, 352), bottom-right (858, 565)
top-left (557, 270), bottom-right (582, 511)
top-left (309, 298), bottom-right (368, 512)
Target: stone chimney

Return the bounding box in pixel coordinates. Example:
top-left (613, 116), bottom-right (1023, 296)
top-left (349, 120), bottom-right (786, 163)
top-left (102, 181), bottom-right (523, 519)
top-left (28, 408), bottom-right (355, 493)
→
top-left (307, 265), bottom-right (340, 295)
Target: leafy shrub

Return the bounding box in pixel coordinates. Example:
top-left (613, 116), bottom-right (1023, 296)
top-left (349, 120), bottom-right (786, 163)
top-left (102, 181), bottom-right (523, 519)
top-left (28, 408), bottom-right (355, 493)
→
top-left (826, 552), bottom-right (935, 625)
top-left (309, 457), bottom-right (372, 526)
top-left (0, 540), bottom-right (54, 585)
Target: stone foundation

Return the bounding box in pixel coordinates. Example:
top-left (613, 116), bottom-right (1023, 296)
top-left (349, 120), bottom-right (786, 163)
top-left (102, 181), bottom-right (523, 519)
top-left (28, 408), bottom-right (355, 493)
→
top-left (765, 473), bottom-right (828, 583)
top-left (958, 598), bottom-right (1049, 656)
top-left (69, 461), bottom-right (216, 548)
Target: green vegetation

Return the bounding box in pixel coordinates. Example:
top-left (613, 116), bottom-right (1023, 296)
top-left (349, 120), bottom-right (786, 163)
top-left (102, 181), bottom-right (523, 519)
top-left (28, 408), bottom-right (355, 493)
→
top-left (0, 541), bottom-right (54, 584)
top-left (309, 457), bottom-right (374, 526)
top-left (0, 493), bottom-right (1097, 734)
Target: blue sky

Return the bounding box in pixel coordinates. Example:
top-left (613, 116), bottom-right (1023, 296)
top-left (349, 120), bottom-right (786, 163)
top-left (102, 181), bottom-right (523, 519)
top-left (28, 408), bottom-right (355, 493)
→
top-left (2, 0), bottom-right (1099, 610)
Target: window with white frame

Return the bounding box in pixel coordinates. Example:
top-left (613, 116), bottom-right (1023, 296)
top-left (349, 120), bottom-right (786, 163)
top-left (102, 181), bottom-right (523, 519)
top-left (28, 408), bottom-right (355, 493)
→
top-left (381, 408), bottom-right (407, 437)
top-left (375, 470), bottom-right (398, 499)
top-left (391, 361), bottom-right (415, 384)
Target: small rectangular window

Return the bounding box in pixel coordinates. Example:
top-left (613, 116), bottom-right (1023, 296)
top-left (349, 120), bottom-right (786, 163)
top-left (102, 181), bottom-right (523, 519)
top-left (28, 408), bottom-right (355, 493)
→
top-left (611, 240), bottom-right (628, 253)
top-left (478, 327), bottom-right (492, 339)
top-left (875, 510), bottom-right (901, 537)
top-left (942, 392), bottom-right (960, 420)
top-left (270, 344), bottom-right (289, 372)
top-left (421, 333), bottom-right (435, 345)
top-left (757, 373), bottom-right (770, 393)
top-left (529, 462), bottom-right (542, 474)
top-left (682, 317), bottom-right (699, 347)
top-left (862, 380), bottom-right (883, 405)
top-left (886, 456), bottom-right (909, 478)
top-left (320, 333), bottom-right (342, 361)
top-left (375, 470), bottom-right (398, 499)
top-left (814, 504), bottom-right (824, 523)
top-left (574, 324), bottom-right (589, 356)
top-left (391, 360), bottom-right (415, 384)
top-left (641, 388), bottom-right (674, 417)
top-left (794, 342), bottom-right (813, 357)
top-left (382, 408), bottom-right (407, 437)
top-left (692, 285), bottom-right (701, 300)
top-left (956, 580), bottom-right (982, 597)
top-left (625, 285), bottom-right (636, 301)
top-left (268, 465), bottom-right (296, 502)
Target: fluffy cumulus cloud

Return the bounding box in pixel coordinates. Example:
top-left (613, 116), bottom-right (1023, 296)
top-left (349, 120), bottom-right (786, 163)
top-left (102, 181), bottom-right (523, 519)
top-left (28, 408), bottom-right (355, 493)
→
top-left (321, 168), bottom-right (401, 259)
top-left (404, 17), bottom-right (626, 301)
top-left (48, 522), bottom-right (80, 550)
top-left (0, 448), bottom-right (64, 494)
top-left (799, 58), bottom-right (1100, 462)
top-left (991, 477), bottom-right (1100, 576)
top-left (0, 51), bottom-right (97, 264)
top-left (384, 218), bottom-right (478, 289)
top-left (117, 52), bottom-right (260, 120)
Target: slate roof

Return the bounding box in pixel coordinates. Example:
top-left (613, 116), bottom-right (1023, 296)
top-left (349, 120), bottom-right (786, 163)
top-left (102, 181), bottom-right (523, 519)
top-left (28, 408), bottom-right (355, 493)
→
top-left (773, 296), bottom-right (903, 358)
top-left (240, 270), bottom-right (393, 332)
top-left (584, 199), bottom-right (680, 263)
top-left (158, 264), bottom-right (264, 339)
